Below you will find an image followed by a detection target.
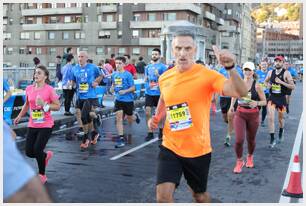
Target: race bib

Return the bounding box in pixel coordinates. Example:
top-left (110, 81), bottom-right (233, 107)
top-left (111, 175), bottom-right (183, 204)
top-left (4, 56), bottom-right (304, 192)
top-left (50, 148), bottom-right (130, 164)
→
top-left (272, 84), bottom-right (281, 94)
top-left (79, 83), bottom-right (89, 93)
top-left (150, 81), bottom-right (159, 90)
top-left (115, 78), bottom-right (123, 88)
top-left (167, 103), bottom-right (193, 131)
top-left (238, 92), bottom-right (252, 106)
top-left (32, 109), bottom-right (45, 123)
top-left (259, 83), bottom-right (266, 90)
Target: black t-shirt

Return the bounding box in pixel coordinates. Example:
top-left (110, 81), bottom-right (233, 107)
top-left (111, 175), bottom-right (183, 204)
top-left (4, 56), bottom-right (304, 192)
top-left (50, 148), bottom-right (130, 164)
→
top-left (136, 61), bottom-right (146, 74)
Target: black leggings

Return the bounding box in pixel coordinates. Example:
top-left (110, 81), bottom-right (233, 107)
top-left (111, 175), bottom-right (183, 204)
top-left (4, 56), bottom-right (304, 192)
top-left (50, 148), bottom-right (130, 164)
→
top-left (25, 127), bottom-right (53, 175)
top-left (63, 89), bottom-right (75, 112)
top-left (261, 93), bottom-right (269, 123)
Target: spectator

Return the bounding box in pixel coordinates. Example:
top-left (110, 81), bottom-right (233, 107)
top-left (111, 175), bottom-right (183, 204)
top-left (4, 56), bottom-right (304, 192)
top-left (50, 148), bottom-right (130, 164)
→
top-left (136, 56), bottom-right (146, 79)
top-left (62, 47), bottom-right (72, 65)
top-left (55, 55), bottom-right (62, 83)
top-left (32, 57), bottom-right (41, 81)
top-left (123, 54), bottom-right (137, 79)
top-left (109, 53), bottom-right (116, 70)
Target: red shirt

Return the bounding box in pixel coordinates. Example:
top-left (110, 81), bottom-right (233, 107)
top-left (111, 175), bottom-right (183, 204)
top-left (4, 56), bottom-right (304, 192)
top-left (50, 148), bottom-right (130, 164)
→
top-left (109, 59), bottom-right (116, 70)
top-left (124, 64), bottom-right (137, 76)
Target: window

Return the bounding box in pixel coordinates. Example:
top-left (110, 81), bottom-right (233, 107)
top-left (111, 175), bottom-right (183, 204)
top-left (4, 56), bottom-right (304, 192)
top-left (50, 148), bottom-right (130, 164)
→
top-left (37, 3), bottom-right (43, 9)
top-left (147, 48), bottom-right (154, 57)
top-left (50, 16), bottom-right (57, 23)
top-left (64, 16), bottom-right (71, 23)
top-left (118, 14), bottom-right (122, 22)
top-left (34, 32), bottom-right (41, 40)
top-left (106, 14), bottom-right (113, 22)
top-left (84, 15), bottom-right (88, 23)
top-left (96, 48), bottom-right (104, 55)
top-left (36, 48), bottom-right (42, 55)
top-left (63, 32), bottom-right (69, 40)
top-left (20, 32), bottom-right (30, 40)
top-left (98, 30), bottom-right (111, 39)
top-left (132, 30), bottom-right (139, 38)
top-left (107, 47), bottom-right (112, 54)
top-left (85, 3), bottom-right (91, 7)
top-left (51, 3), bottom-right (57, 8)
top-left (132, 48), bottom-right (140, 55)
top-left (65, 3), bottom-right (71, 8)
top-left (118, 30), bottom-right (122, 39)
top-left (164, 13), bottom-right (176, 21)
top-left (228, 9), bottom-right (232, 15)
top-left (48, 32), bottom-right (55, 40)
top-left (19, 48), bottom-right (26, 54)
top-left (119, 48), bottom-right (126, 55)
top-left (7, 48), bottom-right (13, 55)
top-left (3, 18), bottom-right (8, 25)
top-left (9, 18), bottom-right (13, 25)
top-left (76, 3), bottom-right (82, 8)
top-left (4, 33), bottom-right (11, 40)
top-left (37, 17), bottom-right (42, 24)
top-left (48, 62), bottom-right (56, 67)
top-left (148, 29), bottom-right (160, 38)
top-left (49, 48), bottom-right (56, 55)
top-left (26, 17), bottom-right (34, 24)
top-left (75, 31), bottom-right (85, 39)
top-left (133, 14), bottom-right (140, 21)
top-left (98, 15), bottom-right (102, 22)
top-left (148, 13), bottom-right (156, 21)
top-left (81, 47), bottom-right (88, 52)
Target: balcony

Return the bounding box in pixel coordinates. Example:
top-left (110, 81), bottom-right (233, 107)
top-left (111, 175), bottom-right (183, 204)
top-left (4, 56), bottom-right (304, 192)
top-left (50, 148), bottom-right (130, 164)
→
top-left (22, 23), bottom-right (81, 31)
top-left (218, 18), bottom-right (224, 25)
top-left (139, 38), bottom-right (160, 46)
top-left (3, 25), bottom-right (7, 31)
top-left (218, 25), bottom-right (240, 33)
top-left (100, 22), bottom-right (117, 29)
top-left (130, 21), bottom-right (176, 29)
top-left (22, 7), bottom-right (82, 16)
top-left (204, 11), bottom-right (216, 21)
top-left (145, 3), bottom-right (201, 14)
top-left (99, 4), bottom-right (117, 13)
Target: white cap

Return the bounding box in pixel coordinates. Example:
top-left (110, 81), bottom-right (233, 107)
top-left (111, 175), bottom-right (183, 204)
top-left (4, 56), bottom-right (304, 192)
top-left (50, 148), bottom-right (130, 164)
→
top-left (243, 62), bottom-right (255, 71)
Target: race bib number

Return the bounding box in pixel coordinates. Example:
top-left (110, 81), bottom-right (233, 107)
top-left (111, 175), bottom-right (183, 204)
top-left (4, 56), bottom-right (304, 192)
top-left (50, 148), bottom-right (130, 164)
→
top-left (150, 81), bottom-right (159, 90)
top-left (115, 78), bottom-right (123, 88)
top-left (79, 83), bottom-right (89, 93)
top-left (32, 109), bottom-right (45, 123)
top-left (167, 103), bottom-right (193, 131)
top-left (238, 92), bottom-right (252, 106)
top-left (272, 84), bottom-right (281, 94)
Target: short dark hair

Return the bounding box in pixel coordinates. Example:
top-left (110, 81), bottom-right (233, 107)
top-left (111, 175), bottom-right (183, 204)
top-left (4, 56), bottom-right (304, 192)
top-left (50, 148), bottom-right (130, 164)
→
top-left (152, 48), bottom-right (161, 54)
top-left (115, 56), bottom-right (126, 64)
top-left (111, 53), bottom-right (115, 58)
top-left (87, 59), bottom-right (93, 63)
top-left (105, 58), bottom-right (111, 64)
top-left (124, 54), bottom-right (130, 59)
top-left (138, 56), bottom-right (143, 61)
top-left (56, 55), bottom-right (62, 59)
top-left (33, 57), bottom-right (40, 65)
top-left (67, 47), bottom-right (72, 53)
top-left (173, 29), bottom-right (196, 40)
top-left (66, 54), bottom-right (74, 62)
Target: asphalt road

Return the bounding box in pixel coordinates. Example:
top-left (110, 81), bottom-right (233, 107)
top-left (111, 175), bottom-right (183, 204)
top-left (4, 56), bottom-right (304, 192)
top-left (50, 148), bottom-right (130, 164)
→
top-left (22, 81), bottom-right (303, 203)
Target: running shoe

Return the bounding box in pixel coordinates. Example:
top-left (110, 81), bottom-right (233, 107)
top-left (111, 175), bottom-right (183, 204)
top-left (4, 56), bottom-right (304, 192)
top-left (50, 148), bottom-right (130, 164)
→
top-left (45, 151), bottom-right (53, 167)
top-left (211, 103), bottom-right (216, 113)
top-left (269, 140), bottom-right (277, 148)
top-left (115, 138), bottom-right (125, 148)
top-left (246, 154), bottom-right (254, 168)
top-left (135, 112), bottom-right (140, 124)
top-left (261, 121), bottom-right (265, 127)
top-left (39, 174), bottom-right (48, 184)
top-left (224, 135), bottom-right (231, 147)
top-left (158, 131), bottom-right (163, 141)
top-left (145, 132), bottom-right (154, 141)
top-left (80, 139), bottom-right (90, 149)
top-left (91, 132), bottom-right (100, 145)
top-left (278, 129), bottom-right (284, 143)
top-left (233, 159), bottom-right (245, 173)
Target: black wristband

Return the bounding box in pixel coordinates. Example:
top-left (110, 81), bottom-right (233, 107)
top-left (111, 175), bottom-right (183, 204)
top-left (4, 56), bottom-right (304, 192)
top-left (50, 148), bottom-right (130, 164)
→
top-left (225, 64), bottom-right (235, 70)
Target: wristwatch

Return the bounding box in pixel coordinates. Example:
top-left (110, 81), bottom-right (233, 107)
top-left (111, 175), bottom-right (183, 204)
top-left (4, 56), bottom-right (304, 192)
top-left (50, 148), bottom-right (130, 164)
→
top-left (43, 103), bottom-right (50, 112)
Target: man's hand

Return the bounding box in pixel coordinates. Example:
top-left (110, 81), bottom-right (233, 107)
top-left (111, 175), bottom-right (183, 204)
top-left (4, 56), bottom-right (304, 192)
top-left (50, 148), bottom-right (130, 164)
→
top-left (212, 45), bottom-right (236, 67)
top-left (275, 77), bottom-right (284, 85)
top-left (148, 116), bottom-right (159, 131)
top-left (92, 81), bottom-right (99, 88)
top-left (35, 96), bottom-right (45, 107)
top-left (118, 90), bottom-right (126, 95)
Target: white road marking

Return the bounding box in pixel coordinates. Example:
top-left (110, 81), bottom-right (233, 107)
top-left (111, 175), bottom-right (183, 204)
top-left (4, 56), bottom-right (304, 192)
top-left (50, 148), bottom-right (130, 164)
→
top-left (279, 112), bottom-right (303, 203)
top-left (110, 137), bottom-right (159, 160)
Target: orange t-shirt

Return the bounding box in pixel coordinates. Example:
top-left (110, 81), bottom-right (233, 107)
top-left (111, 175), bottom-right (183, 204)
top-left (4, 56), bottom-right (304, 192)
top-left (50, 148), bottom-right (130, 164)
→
top-left (159, 64), bottom-right (227, 158)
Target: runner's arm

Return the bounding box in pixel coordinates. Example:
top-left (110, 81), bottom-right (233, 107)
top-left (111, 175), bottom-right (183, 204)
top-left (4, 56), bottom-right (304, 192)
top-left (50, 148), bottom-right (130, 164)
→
top-left (153, 94), bottom-right (166, 123)
top-left (282, 71), bottom-right (295, 90)
top-left (255, 83), bottom-right (267, 106)
top-left (264, 71), bottom-right (272, 88)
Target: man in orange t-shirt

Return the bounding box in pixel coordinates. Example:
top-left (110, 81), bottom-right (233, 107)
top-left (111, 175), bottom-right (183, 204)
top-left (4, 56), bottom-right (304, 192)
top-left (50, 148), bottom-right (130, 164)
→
top-left (148, 30), bottom-right (248, 203)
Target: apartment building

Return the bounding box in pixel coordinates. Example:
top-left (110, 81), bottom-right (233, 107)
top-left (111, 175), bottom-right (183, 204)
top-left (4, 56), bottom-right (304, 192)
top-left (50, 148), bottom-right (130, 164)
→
top-left (4, 3), bottom-right (251, 67)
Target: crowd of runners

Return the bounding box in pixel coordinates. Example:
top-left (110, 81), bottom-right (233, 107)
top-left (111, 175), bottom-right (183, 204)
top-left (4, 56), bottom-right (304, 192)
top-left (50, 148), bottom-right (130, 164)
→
top-left (5, 28), bottom-right (302, 203)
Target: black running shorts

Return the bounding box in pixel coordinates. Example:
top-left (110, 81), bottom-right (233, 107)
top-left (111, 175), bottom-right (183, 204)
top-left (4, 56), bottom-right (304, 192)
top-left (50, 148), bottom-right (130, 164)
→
top-left (145, 94), bottom-right (160, 107)
top-left (157, 145), bottom-right (211, 193)
top-left (114, 100), bottom-right (134, 116)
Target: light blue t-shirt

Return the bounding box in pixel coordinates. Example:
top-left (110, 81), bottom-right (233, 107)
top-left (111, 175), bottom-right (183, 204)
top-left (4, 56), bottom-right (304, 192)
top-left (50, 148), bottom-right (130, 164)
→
top-left (71, 63), bottom-right (101, 99)
top-left (145, 63), bottom-right (167, 96)
top-left (288, 67), bottom-right (298, 78)
top-left (112, 70), bottom-right (135, 102)
top-left (256, 69), bottom-right (269, 94)
top-left (219, 65), bottom-right (244, 98)
top-left (3, 123), bottom-right (35, 200)
top-left (61, 63), bottom-right (74, 88)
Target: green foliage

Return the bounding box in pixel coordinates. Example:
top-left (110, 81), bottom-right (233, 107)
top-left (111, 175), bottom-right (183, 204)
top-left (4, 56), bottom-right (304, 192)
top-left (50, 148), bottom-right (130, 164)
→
top-left (251, 3), bottom-right (301, 23)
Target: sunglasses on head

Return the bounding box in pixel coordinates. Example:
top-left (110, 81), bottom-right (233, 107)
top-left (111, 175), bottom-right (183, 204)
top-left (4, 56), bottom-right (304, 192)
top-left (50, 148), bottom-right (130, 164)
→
top-left (244, 68), bottom-right (252, 71)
